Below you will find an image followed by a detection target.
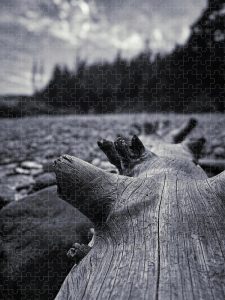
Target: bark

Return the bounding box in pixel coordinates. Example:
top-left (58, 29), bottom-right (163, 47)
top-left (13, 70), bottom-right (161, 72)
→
top-left (54, 119), bottom-right (225, 300)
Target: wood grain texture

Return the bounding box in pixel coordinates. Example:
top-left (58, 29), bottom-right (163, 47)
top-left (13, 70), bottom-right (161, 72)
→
top-left (54, 120), bottom-right (225, 300)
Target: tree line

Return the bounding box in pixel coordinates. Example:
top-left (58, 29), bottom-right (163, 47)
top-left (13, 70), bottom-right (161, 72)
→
top-left (37, 0), bottom-right (225, 113)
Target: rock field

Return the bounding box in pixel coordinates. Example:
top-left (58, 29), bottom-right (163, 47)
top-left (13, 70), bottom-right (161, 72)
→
top-left (0, 113), bottom-right (225, 207)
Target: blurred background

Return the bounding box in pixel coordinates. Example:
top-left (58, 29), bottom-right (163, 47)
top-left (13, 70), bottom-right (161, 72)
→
top-left (0, 0), bottom-right (224, 116)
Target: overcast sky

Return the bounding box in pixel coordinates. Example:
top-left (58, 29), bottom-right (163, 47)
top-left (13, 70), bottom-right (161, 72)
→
top-left (0, 0), bottom-right (206, 95)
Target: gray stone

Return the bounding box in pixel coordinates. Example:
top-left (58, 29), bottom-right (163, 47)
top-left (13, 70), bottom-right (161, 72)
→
top-left (0, 158), bottom-right (12, 164)
top-left (31, 172), bottom-right (56, 192)
top-left (4, 175), bottom-right (35, 190)
top-left (44, 149), bottom-right (57, 159)
top-left (214, 146), bottom-right (225, 158)
top-left (0, 184), bottom-right (15, 209)
top-left (30, 168), bottom-right (43, 176)
top-left (0, 186), bottom-right (92, 300)
top-left (100, 161), bottom-right (115, 171)
top-left (15, 189), bottom-right (28, 201)
top-left (211, 139), bottom-right (221, 148)
top-left (91, 158), bottom-right (101, 166)
top-left (0, 163), bottom-right (17, 177)
top-left (42, 160), bottom-right (55, 172)
top-left (15, 167), bottom-right (30, 175)
top-left (21, 161), bottom-right (43, 170)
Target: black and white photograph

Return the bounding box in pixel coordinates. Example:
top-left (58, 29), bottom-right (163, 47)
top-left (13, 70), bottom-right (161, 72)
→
top-left (0, 0), bottom-right (225, 299)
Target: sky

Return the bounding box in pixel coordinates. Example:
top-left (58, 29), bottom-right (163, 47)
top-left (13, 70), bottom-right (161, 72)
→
top-left (0, 0), bottom-right (206, 95)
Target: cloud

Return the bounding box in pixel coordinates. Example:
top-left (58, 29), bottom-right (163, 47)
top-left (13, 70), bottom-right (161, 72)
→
top-left (4, 0), bottom-right (207, 56)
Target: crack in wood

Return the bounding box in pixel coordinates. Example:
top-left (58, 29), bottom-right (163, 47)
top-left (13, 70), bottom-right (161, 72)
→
top-left (155, 175), bottom-right (166, 300)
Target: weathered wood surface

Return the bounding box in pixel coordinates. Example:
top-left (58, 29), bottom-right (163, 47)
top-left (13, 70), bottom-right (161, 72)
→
top-left (54, 119), bottom-right (225, 300)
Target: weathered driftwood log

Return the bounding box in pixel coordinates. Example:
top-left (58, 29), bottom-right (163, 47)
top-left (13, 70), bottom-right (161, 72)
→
top-left (54, 119), bottom-right (225, 300)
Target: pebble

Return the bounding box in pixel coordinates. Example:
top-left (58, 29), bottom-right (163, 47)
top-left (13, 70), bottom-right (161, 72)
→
top-left (44, 150), bottom-right (57, 159)
top-left (0, 163), bottom-right (17, 177)
top-left (211, 139), bottom-right (221, 148)
top-left (21, 161), bottom-right (43, 170)
top-left (15, 190), bottom-right (28, 201)
top-left (92, 158), bottom-right (101, 166)
top-left (4, 175), bottom-right (35, 190)
top-left (30, 169), bottom-right (43, 176)
top-left (42, 160), bottom-right (55, 172)
top-left (1, 158), bottom-right (12, 164)
top-left (0, 184), bottom-right (15, 209)
top-left (213, 147), bottom-right (225, 158)
top-left (15, 167), bottom-right (30, 175)
top-left (100, 161), bottom-right (115, 170)
top-left (31, 172), bottom-right (56, 192)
